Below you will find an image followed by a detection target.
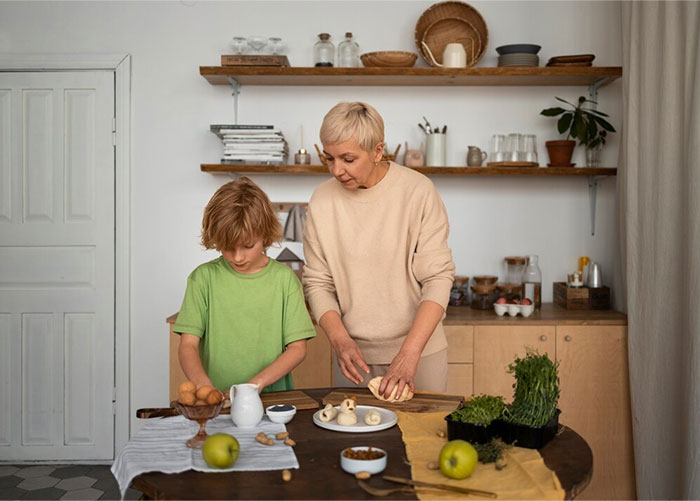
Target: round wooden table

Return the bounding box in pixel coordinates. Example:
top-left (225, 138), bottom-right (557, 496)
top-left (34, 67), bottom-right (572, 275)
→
top-left (132, 388), bottom-right (592, 499)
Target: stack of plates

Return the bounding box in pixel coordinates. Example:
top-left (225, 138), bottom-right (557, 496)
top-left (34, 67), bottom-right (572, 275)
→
top-left (496, 44), bottom-right (541, 67)
top-left (498, 54), bottom-right (539, 67)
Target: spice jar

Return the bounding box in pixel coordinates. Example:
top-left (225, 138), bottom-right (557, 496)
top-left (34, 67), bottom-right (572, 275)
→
top-left (313, 33), bottom-right (335, 67)
top-left (449, 275), bottom-right (469, 306)
top-left (470, 283), bottom-right (498, 310)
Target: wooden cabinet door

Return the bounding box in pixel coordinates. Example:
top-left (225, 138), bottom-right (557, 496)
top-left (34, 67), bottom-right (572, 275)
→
top-left (291, 325), bottom-right (332, 389)
top-left (444, 325), bottom-right (473, 397)
top-left (473, 325), bottom-right (555, 400)
top-left (557, 326), bottom-right (635, 500)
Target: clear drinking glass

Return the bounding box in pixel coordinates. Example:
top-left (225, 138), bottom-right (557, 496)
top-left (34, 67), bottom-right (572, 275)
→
top-left (523, 134), bottom-right (538, 163)
top-left (490, 134), bottom-right (505, 163)
top-left (247, 35), bottom-right (268, 53)
top-left (268, 37), bottom-right (287, 55)
top-left (231, 36), bottom-right (248, 54)
top-left (506, 133), bottom-right (521, 162)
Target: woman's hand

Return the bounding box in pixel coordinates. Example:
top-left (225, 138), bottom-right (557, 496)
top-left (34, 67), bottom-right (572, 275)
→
top-left (332, 335), bottom-right (370, 385)
top-left (319, 311), bottom-right (370, 385)
top-left (379, 349), bottom-right (421, 400)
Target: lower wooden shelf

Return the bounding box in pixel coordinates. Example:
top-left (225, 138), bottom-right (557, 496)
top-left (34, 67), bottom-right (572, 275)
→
top-left (201, 164), bottom-right (617, 177)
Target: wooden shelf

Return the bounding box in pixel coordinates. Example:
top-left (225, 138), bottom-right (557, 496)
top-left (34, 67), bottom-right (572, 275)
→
top-left (200, 66), bottom-right (622, 87)
top-left (201, 164), bottom-right (617, 177)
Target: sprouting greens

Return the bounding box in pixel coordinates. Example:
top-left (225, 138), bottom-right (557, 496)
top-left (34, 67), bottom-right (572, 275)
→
top-left (449, 394), bottom-right (506, 426)
top-left (503, 349), bottom-right (560, 427)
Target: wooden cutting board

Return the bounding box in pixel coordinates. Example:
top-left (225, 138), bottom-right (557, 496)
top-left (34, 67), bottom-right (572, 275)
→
top-left (261, 390), bottom-right (319, 410)
top-left (136, 390), bottom-right (318, 419)
top-left (322, 389), bottom-right (464, 413)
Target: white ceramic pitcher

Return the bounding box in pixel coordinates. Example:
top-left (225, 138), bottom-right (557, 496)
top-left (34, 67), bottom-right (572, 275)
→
top-left (229, 383), bottom-right (263, 428)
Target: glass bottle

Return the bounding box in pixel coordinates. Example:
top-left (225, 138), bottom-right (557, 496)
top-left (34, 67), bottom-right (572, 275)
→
top-left (313, 33), bottom-right (335, 67)
top-left (521, 255), bottom-right (542, 308)
top-left (337, 32), bottom-right (360, 67)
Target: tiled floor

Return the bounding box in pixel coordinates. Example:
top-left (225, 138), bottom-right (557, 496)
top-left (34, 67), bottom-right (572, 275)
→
top-left (0, 465), bottom-right (142, 500)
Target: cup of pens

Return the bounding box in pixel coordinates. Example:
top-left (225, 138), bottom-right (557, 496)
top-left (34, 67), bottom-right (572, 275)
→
top-left (419, 117), bottom-right (447, 167)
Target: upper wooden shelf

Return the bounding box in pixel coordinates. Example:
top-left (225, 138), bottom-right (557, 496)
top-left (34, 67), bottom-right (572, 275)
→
top-left (199, 66), bottom-right (622, 87)
top-left (201, 164), bottom-right (617, 177)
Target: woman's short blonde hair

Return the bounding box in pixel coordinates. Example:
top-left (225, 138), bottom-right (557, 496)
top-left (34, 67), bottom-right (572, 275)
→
top-left (320, 101), bottom-right (385, 152)
top-left (201, 176), bottom-right (282, 251)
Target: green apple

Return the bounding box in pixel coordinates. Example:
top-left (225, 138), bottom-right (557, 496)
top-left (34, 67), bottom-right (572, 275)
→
top-left (202, 433), bottom-right (240, 469)
top-left (438, 439), bottom-right (478, 480)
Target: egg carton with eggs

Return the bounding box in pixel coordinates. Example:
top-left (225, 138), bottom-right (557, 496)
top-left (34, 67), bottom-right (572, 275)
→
top-left (494, 298), bottom-right (535, 317)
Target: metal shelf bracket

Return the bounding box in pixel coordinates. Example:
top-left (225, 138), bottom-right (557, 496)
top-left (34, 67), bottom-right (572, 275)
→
top-left (587, 175), bottom-right (607, 236)
top-left (227, 76), bottom-right (241, 124)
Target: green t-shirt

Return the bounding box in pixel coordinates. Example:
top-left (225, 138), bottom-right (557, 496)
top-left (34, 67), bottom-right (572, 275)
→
top-left (173, 257), bottom-right (316, 392)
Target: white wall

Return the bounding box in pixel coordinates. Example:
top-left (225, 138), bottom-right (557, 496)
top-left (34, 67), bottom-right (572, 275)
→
top-left (1, 0), bottom-right (622, 436)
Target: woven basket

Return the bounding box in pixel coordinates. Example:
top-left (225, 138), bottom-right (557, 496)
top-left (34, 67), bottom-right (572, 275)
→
top-left (415, 1), bottom-right (488, 67)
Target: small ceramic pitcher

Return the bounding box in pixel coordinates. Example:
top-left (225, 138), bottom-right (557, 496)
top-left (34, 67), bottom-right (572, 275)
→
top-left (467, 146), bottom-right (487, 166)
top-left (229, 383), bottom-right (263, 428)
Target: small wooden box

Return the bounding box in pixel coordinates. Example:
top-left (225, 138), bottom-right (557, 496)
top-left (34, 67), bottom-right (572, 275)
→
top-left (221, 54), bottom-right (290, 66)
top-left (553, 282), bottom-right (610, 310)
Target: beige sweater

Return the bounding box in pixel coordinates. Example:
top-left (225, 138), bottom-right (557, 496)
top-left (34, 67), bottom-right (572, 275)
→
top-left (302, 162), bottom-right (455, 364)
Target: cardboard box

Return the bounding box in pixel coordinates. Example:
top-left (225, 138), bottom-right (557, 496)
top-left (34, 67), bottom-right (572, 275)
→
top-left (553, 282), bottom-right (610, 310)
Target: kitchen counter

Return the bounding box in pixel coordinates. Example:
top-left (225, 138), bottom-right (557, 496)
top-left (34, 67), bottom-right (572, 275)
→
top-left (166, 303), bottom-right (627, 326)
top-left (444, 302), bottom-right (627, 326)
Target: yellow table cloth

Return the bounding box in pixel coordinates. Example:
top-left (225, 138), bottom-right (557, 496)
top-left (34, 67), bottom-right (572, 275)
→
top-left (396, 411), bottom-right (565, 500)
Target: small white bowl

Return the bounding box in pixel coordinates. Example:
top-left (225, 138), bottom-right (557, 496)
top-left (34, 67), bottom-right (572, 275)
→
top-left (340, 446), bottom-right (387, 475)
top-left (507, 303), bottom-right (520, 316)
top-left (265, 404), bottom-right (296, 424)
top-left (519, 303), bottom-right (535, 317)
top-left (494, 303), bottom-right (508, 316)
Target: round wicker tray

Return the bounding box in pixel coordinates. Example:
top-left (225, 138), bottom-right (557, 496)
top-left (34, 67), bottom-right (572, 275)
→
top-left (415, 1), bottom-right (488, 67)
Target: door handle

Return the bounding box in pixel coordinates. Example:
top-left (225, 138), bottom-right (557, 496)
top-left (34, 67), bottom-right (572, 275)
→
top-left (564, 335), bottom-right (572, 342)
top-left (539, 335), bottom-right (547, 341)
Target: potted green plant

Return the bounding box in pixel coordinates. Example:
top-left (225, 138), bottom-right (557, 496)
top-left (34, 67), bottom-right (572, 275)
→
top-left (500, 349), bottom-right (561, 448)
top-left (540, 96), bottom-right (616, 167)
top-left (445, 395), bottom-right (505, 444)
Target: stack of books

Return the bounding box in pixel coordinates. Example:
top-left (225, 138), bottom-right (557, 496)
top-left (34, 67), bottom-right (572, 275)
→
top-left (211, 124), bottom-right (288, 164)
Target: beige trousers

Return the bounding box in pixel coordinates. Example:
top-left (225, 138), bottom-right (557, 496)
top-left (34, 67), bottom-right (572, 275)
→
top-left (332, 349), bottom-right (448, 392)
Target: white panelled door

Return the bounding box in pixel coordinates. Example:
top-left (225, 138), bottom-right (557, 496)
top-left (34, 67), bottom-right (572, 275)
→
top-left (0, 71), bottom-right (115, 460)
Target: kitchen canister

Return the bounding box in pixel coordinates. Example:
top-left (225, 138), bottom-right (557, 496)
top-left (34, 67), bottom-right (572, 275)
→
top-left (425, 133), bottom-right (446, 166)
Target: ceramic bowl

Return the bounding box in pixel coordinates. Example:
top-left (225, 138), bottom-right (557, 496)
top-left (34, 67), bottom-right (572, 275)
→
top-left (495, 44), bottom-right (542, 55)
top-left (519, 303), bottom-right (535, 317)
top-left (494, 303), bottom-right (508, 316)
top-left (507, 303), bottom-right (520, 317)
top-left (340, 446), bottom-right (387, 475)
top-left (265, 404), bottom-right (296, 424)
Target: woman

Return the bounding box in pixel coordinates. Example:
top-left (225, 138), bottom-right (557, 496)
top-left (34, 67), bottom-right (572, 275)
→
top-left (302, 101), bottom-right (455, 400)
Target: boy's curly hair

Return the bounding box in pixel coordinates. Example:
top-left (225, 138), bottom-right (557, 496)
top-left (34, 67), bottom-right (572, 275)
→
top-left (201, 177), bottom-right (282, 251)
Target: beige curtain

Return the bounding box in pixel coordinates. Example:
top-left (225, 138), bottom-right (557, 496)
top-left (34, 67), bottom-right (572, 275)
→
top-left (619, 1), bottom-right (700, 498)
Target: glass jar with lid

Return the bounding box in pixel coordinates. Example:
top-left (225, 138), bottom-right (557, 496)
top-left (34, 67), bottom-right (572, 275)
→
top-left (337, 32), bottom-right (360, 67)
top-left (313, 33), bottom-right (335, 67)
top-left (503, 256), bottom-right (526, 299)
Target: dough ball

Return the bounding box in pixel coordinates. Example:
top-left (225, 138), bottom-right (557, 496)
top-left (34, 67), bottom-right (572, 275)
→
top-left (364, 409), bottom-right (382, 425)
top-left (367, 376), bottom-right (414, 402)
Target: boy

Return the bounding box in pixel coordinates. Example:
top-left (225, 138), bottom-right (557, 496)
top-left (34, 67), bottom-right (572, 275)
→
top-left (174, 177), bottom-right (316, 393)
